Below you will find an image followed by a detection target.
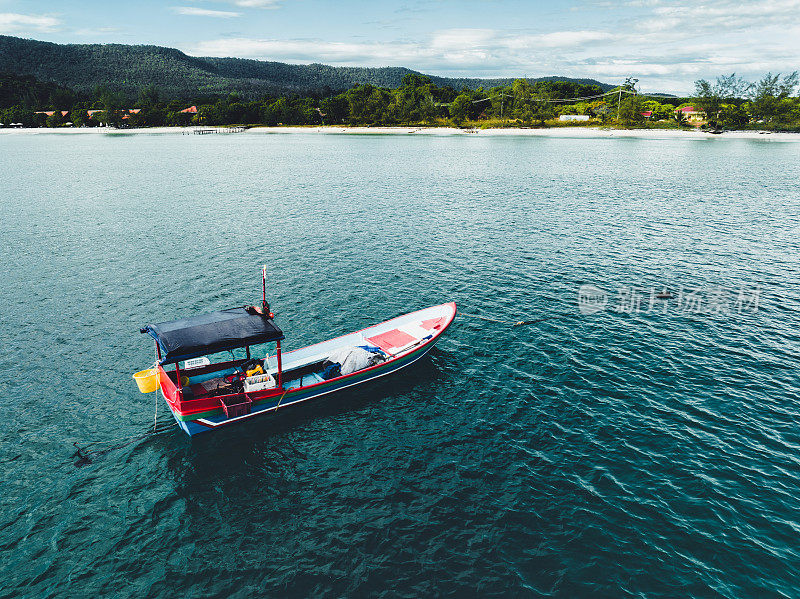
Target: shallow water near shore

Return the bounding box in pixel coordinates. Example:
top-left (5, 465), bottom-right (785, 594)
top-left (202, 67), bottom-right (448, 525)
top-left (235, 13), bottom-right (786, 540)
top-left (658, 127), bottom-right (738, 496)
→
top-left (1, 132), bottom-right (799, 597)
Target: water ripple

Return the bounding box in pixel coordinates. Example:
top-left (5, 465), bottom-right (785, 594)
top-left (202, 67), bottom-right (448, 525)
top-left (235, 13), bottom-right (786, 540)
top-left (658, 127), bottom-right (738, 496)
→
top-left (1, 133), bottom-right (799, 597)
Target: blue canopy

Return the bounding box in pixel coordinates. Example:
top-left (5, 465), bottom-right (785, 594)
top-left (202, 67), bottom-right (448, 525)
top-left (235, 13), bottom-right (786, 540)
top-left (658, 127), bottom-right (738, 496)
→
top-left (141, 307), bottom-right (284, 365)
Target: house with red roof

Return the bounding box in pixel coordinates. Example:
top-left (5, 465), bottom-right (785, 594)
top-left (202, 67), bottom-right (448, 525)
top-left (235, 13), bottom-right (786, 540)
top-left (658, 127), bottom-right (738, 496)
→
top-left (675, 105), bottom-right (705, 123)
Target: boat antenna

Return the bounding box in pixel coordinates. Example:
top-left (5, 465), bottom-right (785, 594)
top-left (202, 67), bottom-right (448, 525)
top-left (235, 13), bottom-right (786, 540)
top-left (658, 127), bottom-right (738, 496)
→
top-left (261, 264), bottom-right (269, 315)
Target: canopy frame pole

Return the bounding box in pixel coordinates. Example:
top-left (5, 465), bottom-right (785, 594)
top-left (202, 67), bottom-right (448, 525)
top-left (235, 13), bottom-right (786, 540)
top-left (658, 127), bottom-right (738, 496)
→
top-left (175, 362), bottom-right (182, 395)
top-left (246, 346), bottom-right (251, 360)
top-left (276, 340), bottom-right (283, 389)
top-left (155, 342), bottom-right (161, 361)
top-left (262, 264), bottom-right (268, 314)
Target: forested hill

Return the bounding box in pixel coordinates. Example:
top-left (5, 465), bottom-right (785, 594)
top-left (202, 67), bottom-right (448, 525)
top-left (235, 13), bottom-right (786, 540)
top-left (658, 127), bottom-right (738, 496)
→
top-left (0, 35), bottom-right (613, 99)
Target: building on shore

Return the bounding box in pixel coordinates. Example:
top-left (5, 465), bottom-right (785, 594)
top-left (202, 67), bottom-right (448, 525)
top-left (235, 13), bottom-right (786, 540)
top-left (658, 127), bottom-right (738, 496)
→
top-left (675, 106), bottom-right (705, 123)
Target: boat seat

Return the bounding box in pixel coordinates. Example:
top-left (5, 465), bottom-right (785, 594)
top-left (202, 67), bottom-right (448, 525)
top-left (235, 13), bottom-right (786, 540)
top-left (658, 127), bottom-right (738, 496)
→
top-left (278, 351), bottom-right (330, 372)
top-left (398, 322), bottom-right (432, 340)
top-left (421, 317), bottom-right (444, 330)
top-left (284, 371), bottom-right (325, 390)
top-left (187, 367), bottom-right (238, 385)
top-left (367, 329), bottom-right (415, 353)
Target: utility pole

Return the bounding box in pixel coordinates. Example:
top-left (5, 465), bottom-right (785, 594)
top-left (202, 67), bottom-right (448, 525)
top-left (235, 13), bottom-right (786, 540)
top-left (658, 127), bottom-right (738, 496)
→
top-left (472, 93), bottom-right (513, 122)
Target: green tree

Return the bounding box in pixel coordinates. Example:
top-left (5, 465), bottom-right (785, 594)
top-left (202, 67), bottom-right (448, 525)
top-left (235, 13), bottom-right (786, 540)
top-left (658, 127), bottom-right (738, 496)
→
top-left (718, 103), bottom-right (749, 129)
top-left (693, 73), bottom-right (749, 128)
top-left (530, 92), bottom-right (555, 125)
top-left (400, 73), bottom-right (432, 89)
top-left (449, 93), bottom-right (472, 125)
top-left (511, 79), bottom-right (531, 114)
top-left (386, 74), bottom-right (438, 123)
top-left (319, 94), bottom-right (348, 124)
top-left (1, 106), bottom-right (35, 126)
top-left (138, 84), bottom-right (160, 107)
top-left (95, 85), bottom-right (124, 111)
top-left (68, 108), bottom-right (84, 127)
top-left (167, 110), bottom-right (193, 126)
top-left (418, 93), bottom-right (437, 123)
top-left (269, 97), bottom-right (292, 124)
top-left (748, 72), bottom-right (799, 124)
top-left (141, 107), bottom-right (167, 127)
top-left (642, 100), bottom-right (672, 120)
top-left (103, 109), bottom-right (122, 127)
top-left (589, 100), bottom-right (612, 123)
top-left (197, 103), bottom-right (222, 125)
top-left (622, 77), bottom-right (639, 92)
top-left (618, 95), bottom-right (645, 126)
top-left (49, 88), bottom-right (75, 110)
top-left (260, 103), bottom-right (278, 126)
top-left (294, 97), bottom-right (318, 125)
top-left (387, 85), bottom-right (415, 122)
top-left (346, 84), bottom-right (390, 124)
top-left (45, 110), bottom-right (63, 127)
top-left (672, 111), bottom-right (689, 127)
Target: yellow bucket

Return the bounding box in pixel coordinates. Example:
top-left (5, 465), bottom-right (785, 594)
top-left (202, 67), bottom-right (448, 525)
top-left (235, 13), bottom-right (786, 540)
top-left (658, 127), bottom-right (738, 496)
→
top-left (133, 368), bottom-right (159, 393)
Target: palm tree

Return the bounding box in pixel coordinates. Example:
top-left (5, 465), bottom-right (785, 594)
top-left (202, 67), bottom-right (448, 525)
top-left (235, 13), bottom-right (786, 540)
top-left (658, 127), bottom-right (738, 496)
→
top-left (673, 111), bottom-right (688, 127)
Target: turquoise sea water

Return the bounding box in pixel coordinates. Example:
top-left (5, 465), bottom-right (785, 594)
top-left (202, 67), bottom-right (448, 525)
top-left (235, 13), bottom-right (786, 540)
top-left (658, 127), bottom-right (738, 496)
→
top-left (1, 131), bottom-right (799, 598)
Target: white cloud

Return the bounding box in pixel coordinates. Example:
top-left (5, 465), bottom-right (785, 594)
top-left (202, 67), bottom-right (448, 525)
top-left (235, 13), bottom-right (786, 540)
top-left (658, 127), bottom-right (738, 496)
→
top-left (536, 30), bottom-right (614, 48)
top-left (73, 26), bottom-right (121, 36)
top-left (0, 13), bottom-right (59, 34)
top-left (191, 37), bottom-right (427, 64)
top-left (187, 1), bottom-right (800, 93)
top-left (430, 29), bottom-right (495, 50)
top-left (172, 6), bottom-right (241, 18)
top-left (650, 0), bottom-right (800, 29)
top-left (191, 28), bottom-right (619, 65)
top-left (224, 0), bottom-right (281, 8)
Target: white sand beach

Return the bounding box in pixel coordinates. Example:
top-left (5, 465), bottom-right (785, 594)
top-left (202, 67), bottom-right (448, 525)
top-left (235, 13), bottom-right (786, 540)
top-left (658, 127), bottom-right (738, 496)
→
top-left (0, 126), bottom-right (193, 135)
top-left (2, 125), bottom-right (798, 141)
top-left (259, 126), bottom-right (800, 141)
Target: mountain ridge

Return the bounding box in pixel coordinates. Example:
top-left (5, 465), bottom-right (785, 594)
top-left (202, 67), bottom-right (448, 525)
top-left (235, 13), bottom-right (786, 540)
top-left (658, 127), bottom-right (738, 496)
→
top-left (0, 35), bottom-right (615, 99)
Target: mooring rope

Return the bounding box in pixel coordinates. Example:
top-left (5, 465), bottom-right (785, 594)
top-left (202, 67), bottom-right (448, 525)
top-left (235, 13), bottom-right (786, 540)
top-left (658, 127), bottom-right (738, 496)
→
top-left (73, 361), bottom-right (174, 466)
top-left (72, 310), bottom-right (571, 466)
top-left (72, 420), bottom-right (176, 466)
top-left (272, 388), bottom-right (289, 412)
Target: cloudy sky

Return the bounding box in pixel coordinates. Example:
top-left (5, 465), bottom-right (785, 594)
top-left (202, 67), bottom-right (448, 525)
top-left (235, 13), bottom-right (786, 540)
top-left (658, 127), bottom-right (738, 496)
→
top-left (1, 0), bottom-right (799, 93)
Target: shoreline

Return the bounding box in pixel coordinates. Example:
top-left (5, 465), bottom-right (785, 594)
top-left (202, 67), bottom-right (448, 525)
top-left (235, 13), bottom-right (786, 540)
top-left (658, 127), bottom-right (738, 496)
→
top-left (1, 125), bottom-right (798, 141)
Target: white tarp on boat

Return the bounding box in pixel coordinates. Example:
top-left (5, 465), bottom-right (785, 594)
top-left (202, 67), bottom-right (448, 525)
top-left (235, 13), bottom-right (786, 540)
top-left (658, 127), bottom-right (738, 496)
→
top-left (327, 346), bottom-right (385, 375)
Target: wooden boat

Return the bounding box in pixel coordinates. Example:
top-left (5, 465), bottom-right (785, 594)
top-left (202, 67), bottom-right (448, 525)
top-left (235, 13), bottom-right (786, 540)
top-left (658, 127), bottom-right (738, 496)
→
top-left (135, 272), bottom-right (456, 436)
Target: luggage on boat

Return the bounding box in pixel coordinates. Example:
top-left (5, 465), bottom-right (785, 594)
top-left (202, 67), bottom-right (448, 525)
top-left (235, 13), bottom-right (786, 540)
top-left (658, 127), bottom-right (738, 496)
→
top-left (323, 345), bottom-right (386, 378)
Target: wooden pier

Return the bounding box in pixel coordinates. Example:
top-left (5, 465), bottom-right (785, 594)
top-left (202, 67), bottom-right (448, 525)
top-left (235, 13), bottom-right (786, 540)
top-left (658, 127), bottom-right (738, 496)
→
top-left (189, 126), bottom-right (248, 135)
